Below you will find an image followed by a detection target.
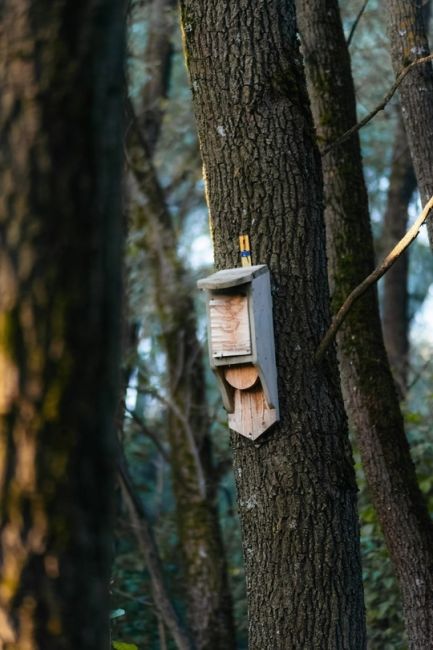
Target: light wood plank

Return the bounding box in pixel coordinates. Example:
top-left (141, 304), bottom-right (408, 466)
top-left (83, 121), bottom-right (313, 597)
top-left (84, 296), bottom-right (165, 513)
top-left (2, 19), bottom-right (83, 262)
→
top-left (224, 364), bottom-right (258, 390)
top-left (209, 294), bottom-right (251, 358)
top-left (228, 384), bottom-right (277, 440)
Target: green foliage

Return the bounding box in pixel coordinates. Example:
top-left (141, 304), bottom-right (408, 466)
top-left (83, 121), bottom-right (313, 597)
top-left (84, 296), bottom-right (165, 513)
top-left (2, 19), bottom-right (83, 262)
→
top-left (355, 452), bottom-right (406, 649)
top-left (113, 642), bottom-right (139, 650)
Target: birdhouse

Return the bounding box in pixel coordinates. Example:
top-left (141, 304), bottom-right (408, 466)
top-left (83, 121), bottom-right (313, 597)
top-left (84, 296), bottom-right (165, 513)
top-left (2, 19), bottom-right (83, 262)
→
top-left (197, 265), bottom-right (279, 440)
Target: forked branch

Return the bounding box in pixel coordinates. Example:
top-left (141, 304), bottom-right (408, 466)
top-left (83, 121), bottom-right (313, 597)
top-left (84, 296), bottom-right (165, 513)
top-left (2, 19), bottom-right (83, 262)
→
top-left (316, 195), bottom-right (433, 360)
top-left (324, 53), bottom-right (433, 155)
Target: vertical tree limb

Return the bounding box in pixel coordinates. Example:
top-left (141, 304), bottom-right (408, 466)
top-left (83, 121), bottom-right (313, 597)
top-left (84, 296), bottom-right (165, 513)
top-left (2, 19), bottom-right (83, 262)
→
top-left (125, 3), bottom-right (237, 645)
top-left (180, 1), bottom-right (366, 647)
top-left (117, 451), bottom-right (194, 650)
top-left (386, 0), bottom-right (433, 248)
top-left (381, 109), bottom-right (417, 397)
top-left (298, 1), bottom-right (433, 647)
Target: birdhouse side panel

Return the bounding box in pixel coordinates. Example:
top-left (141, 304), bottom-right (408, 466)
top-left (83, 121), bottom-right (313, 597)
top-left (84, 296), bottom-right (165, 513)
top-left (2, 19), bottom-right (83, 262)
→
top-left (250, 272), bottom-right (279, 412)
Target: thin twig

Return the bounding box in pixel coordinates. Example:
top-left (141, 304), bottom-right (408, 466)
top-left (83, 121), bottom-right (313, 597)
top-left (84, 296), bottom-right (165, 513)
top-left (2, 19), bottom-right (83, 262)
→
top-left (323, 53), bottom-right (433, 155)
top-left (347, 0), bottom-right (370, 47)
top-left (407, 358), bottom-right (432, 392)
top-left (124, 405), bottom-right (169, 461)
top-left (117, 444), bottom-right (194, 650)
top-left (111, 587), bottom-right (152, 607)
top-left (138, 383), bottom-right (207, 499)
top-left (316, 196), bottom-right (433, 361)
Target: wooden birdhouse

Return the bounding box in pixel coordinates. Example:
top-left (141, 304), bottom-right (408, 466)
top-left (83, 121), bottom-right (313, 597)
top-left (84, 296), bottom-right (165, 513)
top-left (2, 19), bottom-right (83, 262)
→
top-left (197, 265), bottom-right (279, 440)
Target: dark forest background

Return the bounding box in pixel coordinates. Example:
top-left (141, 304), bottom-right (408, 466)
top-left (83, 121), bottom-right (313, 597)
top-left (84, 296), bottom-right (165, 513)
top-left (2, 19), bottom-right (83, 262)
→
top-left (111, 1), bottom-right (433, 648)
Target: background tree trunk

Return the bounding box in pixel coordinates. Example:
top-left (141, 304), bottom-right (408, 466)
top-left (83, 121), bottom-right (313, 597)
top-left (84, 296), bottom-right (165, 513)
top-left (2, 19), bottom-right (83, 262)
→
top-left (180, 1), bottom-right (366, 648)
top-left (129, 122), bottom-right (236, 650)
top-left (139, 0), bottom-right (176, 156)
top-left (382, 109), bottom-right (416, 397)
top-left (386, 0), bottom-right (433, 248)
top-left (296, 1), bottom-right (433, 647)
top-left (0, 1), bottom-right (125, 648)
top-left (125, 2), bottom-right (237, 646)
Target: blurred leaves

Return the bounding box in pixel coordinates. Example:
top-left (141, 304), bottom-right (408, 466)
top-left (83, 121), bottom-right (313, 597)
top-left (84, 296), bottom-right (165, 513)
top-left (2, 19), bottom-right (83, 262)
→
top-left (113, 642), bottom-right (139, 650)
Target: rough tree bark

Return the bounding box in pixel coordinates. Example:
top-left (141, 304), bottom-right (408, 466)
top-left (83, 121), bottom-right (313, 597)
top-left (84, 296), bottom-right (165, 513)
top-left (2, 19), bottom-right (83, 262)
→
top-left (386, 0), bottom-right (433, 248)
top-left (296, 1), bottom-right (433, 648)
top-left (126, 3), bottom-right (237, 647)
top-left (382, 110), bottom-right (416, 397)
top-left (0, 1), bottom-right (125, 648)
top-left (382, 1), bottom-right (430, 393)
top-left (180, 1), bottom-right (366, 648)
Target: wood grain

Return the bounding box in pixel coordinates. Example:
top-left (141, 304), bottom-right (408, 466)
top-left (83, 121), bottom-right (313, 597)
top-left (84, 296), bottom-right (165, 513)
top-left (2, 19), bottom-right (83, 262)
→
top-left (224, 364), bottom-right (258, 390)
top-left (228, 384), bottom-right (277, 440)
top-left (209, 294), bottom-right (251, 357)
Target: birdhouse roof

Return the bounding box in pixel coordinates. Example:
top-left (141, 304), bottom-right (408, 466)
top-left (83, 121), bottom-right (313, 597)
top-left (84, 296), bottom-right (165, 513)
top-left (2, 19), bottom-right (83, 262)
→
top-left (197, 265), bottom-right (268, 290)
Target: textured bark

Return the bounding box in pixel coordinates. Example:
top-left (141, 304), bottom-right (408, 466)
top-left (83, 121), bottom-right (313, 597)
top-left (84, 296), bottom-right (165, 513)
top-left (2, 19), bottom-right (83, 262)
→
top-left (382, 110), bottom-right (416, 397)
top-left (297, 2), bottom-right (433, 648)
top-left (180, 2), bottom-right (366, 648)
top-left (127, 5), bottom-right (237, 646)
top-left (386, 0), bottom-right (433, 248)
top-left (0, 1), bottom-right (125, 648)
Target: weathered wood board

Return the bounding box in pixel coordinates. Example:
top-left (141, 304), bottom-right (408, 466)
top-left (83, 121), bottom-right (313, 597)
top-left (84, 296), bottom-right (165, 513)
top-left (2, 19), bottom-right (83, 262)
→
top-left (209, 294), bottom-right (251, 358)
top-left (197, 264), bottom-right (267, 290)
top-left (225, 364), bottom-right (258, 390)
top-left (228, 380), bottom-right (277, 440)
top-left (224, 364), bottom-right (276, 439)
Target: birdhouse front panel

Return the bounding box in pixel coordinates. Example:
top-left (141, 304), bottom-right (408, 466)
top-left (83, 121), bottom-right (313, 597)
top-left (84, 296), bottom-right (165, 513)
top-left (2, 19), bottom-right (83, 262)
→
top-left (209, 294), bottom-right (251, 358)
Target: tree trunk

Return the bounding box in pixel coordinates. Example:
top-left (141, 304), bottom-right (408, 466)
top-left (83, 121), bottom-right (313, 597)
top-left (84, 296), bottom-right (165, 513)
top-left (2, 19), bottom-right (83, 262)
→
top-left (386, 0), bottom-right (433, 248)
top-left (382, 109), bottom-right (416, 397)
top-left (139, 0), bottom-right (176, 156)
top-left (127, 4), bottom-right (237, 646)
top-left (296, 1), bottom-right (433, 648)
top-left (180, 2), bottom-right (366, 648)
top-left (129, 125), bottom-right (236, 649)
top-left (0, 1), bottom-right (125, 648)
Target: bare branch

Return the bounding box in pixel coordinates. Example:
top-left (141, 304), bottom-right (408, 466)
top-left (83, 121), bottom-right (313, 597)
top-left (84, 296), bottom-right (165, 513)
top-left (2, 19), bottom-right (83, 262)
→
top-left (111, 586), bottom-right (152, 607)
top-left (316, 195), bottom-right (433, 361)
top-left (138, 383), bottom-right (207, 499)
top-left (323, 53), bottom-right (433, 155)
top-left (117, 445), bottom-right (194, 650)
top-left (407, 358), bottom-right (432, 392)
top-left (347, 0), bottom-right (370, 47)
top-left (124, 405), bottom-right (169, 461)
